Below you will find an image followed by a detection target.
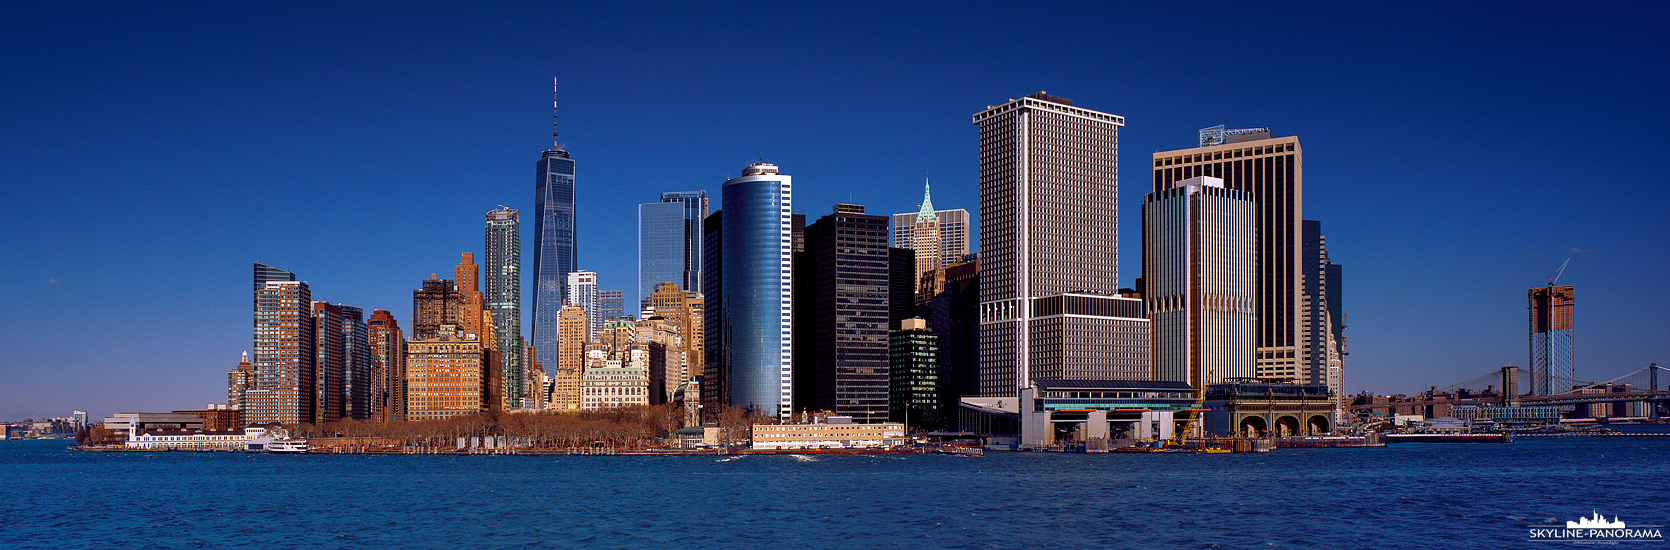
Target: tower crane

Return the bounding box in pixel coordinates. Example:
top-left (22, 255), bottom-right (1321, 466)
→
top-left (1548, 258), bottom-right (1571, 286)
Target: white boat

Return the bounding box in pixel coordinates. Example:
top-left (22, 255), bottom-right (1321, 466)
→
top-left (265, 438), bottom-right (309, 454)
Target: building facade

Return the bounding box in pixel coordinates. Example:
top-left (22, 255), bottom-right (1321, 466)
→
top-left (367, 310), bottom-right (406, 422)
top-left (1152, 130), bottom-right (1310, 384)
top-left (708, 163), bottom-right (794, 418)
top-left (412, 277), bottom-right (461, 341)
top-left (1529, 285), bottom-right (1575, 395)
top-left (891, 200), bottom-right (970, 271)
top-left (639, 191), bottom-right (708, 309)
top-left (532, 78), bottom-right (577, 366)
top-left (888, 318), bottom-right (939, 429)
top-left (798, 204), bottom-right (891, 422)
top-left (598, 290), bottom-right (624, 324)
top-left (972, 92), bottom-right (1130, 397)
top-left (485, 207), bottom-right (524, 408)
top-left (1143, 176), bottom-right (1257, 391)
top-left (567, 271), bottom-right (599, 340)
top-left (405, 325), bottom-right (487, 421)
top-left (250, 280), bottom-right (314, 425)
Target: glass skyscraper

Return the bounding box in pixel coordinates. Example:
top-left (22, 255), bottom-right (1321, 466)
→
top-left (485, 207), bottom-right (523, 407)
top-left (638, 191), bottom-right (708, 308)
top-left (532, 132), bottom-right (575, 362)
top-left (710, 163), bottom-right (793, 418)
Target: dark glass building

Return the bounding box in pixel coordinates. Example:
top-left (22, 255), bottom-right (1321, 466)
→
top-left (797, 204), bottom-right (891, 423)
top-left (889, 318), bottom-right (939, 429)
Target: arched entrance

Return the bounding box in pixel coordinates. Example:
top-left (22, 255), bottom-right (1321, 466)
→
top-left (1307, 415), bottom-right (1332, 435)
top-left (1239, 416), bottom-right (1268, 437)
top-left (1275, 416), bottom-right (1301, 437)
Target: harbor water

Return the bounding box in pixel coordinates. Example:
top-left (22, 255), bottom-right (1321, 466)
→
top-left (4, 435), bottom-right (1668, 549)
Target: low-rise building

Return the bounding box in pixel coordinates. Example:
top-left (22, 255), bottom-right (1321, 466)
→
top-left (125, 429), bottom-right (251, 451)
top-left (751, 417), bottom-right (906, 450)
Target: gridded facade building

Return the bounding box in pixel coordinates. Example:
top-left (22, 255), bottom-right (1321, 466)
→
top-left (406, 326), bottom-right (487, 421)
top-left (888, 318), bottom-right (939, 429)
top-left (1152, 132), bottom-right (1308, 383)
top-left (250, 280), bottom-right (314, 425)
top-left (892, 206), bottom-right (970, 270)
top-left (798, 204), bottom-right (892, 423)
top-left (1143, 176), bottom-right (1257, 390)
top-left (1528, 285), bottom-right (1574, 396)
top-left (972, 92), bottom-right (1134, 397)
top-left (485, 207), bottom-right (523, 408)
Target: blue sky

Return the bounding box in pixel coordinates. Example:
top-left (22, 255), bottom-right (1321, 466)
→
top-left (3, 2), bottom-right (1667, 420)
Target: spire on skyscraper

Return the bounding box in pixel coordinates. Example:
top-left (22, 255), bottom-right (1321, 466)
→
top-left (917, 177), bottom-right (935, 222)
top-left (550, 77), bottom-right (563, 152)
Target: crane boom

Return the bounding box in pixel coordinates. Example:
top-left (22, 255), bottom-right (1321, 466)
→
top-left (1548, 258), bottom-right (1571, 286)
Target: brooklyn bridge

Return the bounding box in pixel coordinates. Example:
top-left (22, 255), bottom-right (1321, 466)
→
top-left (1350, 363), bottom-right (1668, 421)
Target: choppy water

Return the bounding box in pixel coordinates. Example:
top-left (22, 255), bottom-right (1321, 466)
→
top-left (4, 437), bottom-right (1668, 549)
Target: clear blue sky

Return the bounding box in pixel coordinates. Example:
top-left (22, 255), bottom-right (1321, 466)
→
top-left (4, 2), bottom-right (1667, 420)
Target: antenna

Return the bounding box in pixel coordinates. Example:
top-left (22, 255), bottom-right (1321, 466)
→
top-left (561, 76), bottom-right (567, 148)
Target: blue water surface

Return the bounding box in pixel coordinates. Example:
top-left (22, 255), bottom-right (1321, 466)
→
top-left (3, 437), bottom-right (1667, 549)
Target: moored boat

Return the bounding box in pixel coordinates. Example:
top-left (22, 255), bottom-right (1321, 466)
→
top-left (265, 438), bottom-right (309, 453)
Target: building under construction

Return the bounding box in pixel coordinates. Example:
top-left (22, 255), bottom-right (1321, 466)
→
top-left (1528, 285), bottom-right (1574, 396)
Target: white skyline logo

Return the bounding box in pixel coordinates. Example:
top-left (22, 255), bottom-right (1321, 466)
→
top-left (1567, 511), bottom-right (1626, 529)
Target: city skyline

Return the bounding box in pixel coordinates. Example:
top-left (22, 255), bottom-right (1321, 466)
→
top-left (4, 3), bottom-right (1668, 419)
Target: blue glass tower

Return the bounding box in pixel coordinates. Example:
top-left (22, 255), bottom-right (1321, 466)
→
top-left (638, 190), bottom-right (707, 307)
top-left (715, 163), bottom-right (793, 418)
top-left (531, 79), bottom-right (575, 362)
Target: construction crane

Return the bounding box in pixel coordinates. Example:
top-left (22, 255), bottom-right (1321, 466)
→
top-left (1169, 369), bottom-right (1213, 448)
top-left (1548, 257), bottom-right (1571, 286)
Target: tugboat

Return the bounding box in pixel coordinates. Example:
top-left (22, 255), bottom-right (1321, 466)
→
top-left (265, 438), bottom-right (309, 453)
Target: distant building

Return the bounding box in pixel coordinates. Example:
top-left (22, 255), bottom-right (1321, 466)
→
top-left (101, 412), bottom-right (205, 438)
top-left (889, 318), bottom-right (939, 429)
top-left (1529, 285), bottom-right (1574, 396)
top-left (1142, 176), bottom-right (1256, 390)
top-left (921, 257), bottom-right (980, 430)
top-left (567, 271), bottom-right (599, 339)
top-left (367, 310), bottom-right (406, 422)
top-left (598, 290), bottom-right (625, 325)
top-left (557, 305), bottom-right (589, 377)
top-left (647, 282), bottom-right (703, 383)
top-left (485, 207), bottom-right (524, 408)
top-left (412, 276), bottom-right (461, 341)
top-left (227, 352), bottom-right (254, 410)
top-left (705, 163), bottom-right (794, 418)
top-left (639, 191), bottom-right (708, 309)
top-left (891, 183), bottom-right (970, 271)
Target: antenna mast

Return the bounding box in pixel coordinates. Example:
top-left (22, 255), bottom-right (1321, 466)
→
top-left (561, 76), bottom-right (567, 149)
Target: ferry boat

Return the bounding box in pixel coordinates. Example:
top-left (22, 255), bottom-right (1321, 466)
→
top-left (264, 439), bottom-right (309, 453)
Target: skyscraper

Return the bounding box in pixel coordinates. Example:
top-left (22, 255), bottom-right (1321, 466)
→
top-left (254, 263), bottom-right (295, 312)
top-left (337, 304), bottom-right (370, 420)
top-left (485, 207), bottom-right (523, 408)
top-left (311, 301), bottom-right (345, 424)
top-left (908, 181), bottom-right (941, 294)
top-left (974, 92), bottom-right (1147, 397)
top-left (1529, 285), bottom-right (1574, 395)
top-left (639, 191), bottom-right (708, 308)
top-left (405, 324), bottom-right (487, 421)
top-left (891, 185), bottom-right (970, 271)
top-left (797, 204), bottom-right (891, 422)
top-left (1153, 128), bottom-right (1307, 383)
top-left (367, 310), bottom-right (406, 422)
top-left (1302, 220), bottom-right (1345, 400)
top-left (567, 271), bottom-right (599, 339)
top-left (533, 78), bottom-right (576, 367)
top-left (249, 279), bottom-right (314, 425)
top-left (412, 276), bottom-right (461, 341)
top-left (1143, 176), bottom-right (1256, 391)
top-left (706, 163), bottom-right (794, 418)
top-left (598, 290), bottom-right (624, 322)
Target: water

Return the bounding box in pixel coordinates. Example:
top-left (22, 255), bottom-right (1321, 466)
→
top-left (4, 438), bottom-right (1668, 549)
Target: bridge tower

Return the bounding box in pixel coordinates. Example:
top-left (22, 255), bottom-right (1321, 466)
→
top-left (1500, 366), bottom-right (1520, 407)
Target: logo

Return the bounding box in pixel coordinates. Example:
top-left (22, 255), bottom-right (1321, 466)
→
top-left (1527, 511), bottom-right (1664, 543)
